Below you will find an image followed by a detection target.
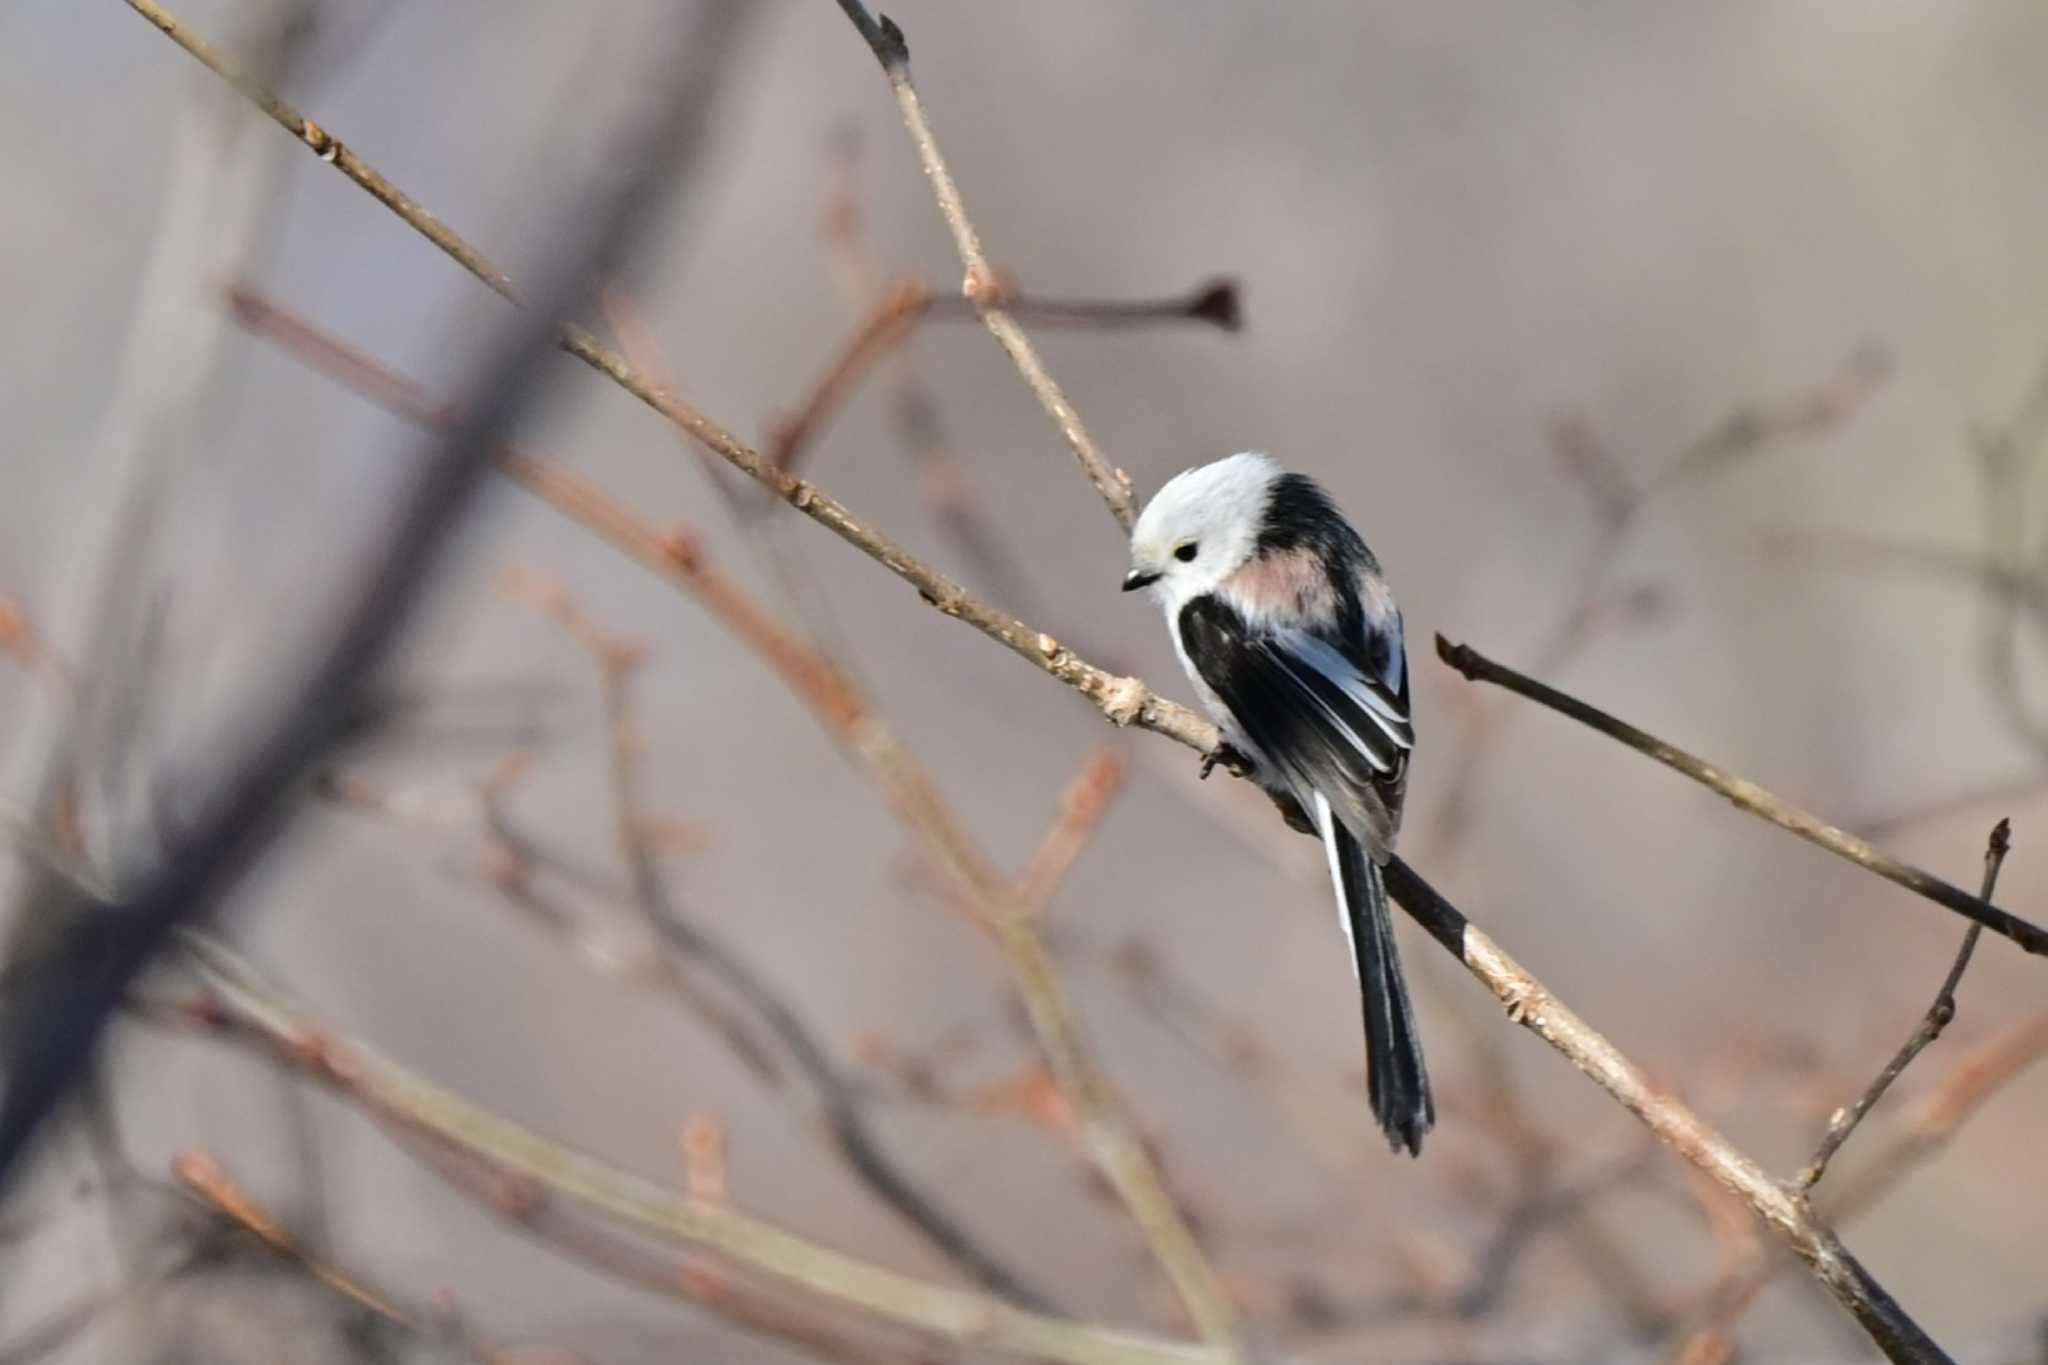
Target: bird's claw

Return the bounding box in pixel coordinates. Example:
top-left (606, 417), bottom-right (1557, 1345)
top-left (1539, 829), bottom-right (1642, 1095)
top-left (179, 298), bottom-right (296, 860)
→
top-left (1199, 741), bottom-right (1248, 781)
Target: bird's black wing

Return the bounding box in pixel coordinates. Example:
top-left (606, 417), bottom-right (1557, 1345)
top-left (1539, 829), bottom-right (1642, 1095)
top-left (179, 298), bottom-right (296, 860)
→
top-left (1178, 595), bottom-right (1411, 849)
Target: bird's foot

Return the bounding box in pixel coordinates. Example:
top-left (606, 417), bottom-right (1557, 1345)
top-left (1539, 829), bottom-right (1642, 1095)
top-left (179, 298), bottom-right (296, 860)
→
top-left (1199, 740), bottom-right (1251, 781)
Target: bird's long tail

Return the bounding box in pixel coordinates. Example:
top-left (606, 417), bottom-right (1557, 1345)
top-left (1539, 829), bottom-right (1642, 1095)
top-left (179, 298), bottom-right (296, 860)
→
top-left (1313, 794), bottom-right (1433, 1155)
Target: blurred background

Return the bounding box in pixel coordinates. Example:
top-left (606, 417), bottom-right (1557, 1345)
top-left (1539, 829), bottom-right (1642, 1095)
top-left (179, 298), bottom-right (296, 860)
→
top-left (4, 2), bottom-right (2048, 1361)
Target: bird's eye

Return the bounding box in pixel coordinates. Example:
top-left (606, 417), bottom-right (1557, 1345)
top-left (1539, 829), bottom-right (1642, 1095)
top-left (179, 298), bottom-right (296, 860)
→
top-left (1173, 542), bottom-right (1199, 563)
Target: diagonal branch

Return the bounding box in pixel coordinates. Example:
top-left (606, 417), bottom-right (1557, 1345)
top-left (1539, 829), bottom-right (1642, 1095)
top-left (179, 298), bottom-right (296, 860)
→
top-left (128, 0), bottom-right (1206, 749)
top-left (1378, 862), bottom-right (1952, 1365)
top-left (171, 936), bottom-right (1221, 1365)
top-left (500, 570), bottom-right (1062, 1311)
top-left (1435, 635), bottom-right (2048, 956)
top-left (829, 1), bottom-right (1138, 528)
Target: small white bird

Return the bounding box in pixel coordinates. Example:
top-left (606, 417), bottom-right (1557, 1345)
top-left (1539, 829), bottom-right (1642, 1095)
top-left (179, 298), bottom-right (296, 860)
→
top-left (1124, 452), bottom-right (1431, 1154)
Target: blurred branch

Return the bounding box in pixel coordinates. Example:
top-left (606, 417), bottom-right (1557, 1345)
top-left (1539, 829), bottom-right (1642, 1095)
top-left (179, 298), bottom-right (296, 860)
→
top-left (1428, 351), bottom-right (1886, 851)
top-left (168, 935), bottom-right (1222, 1365)
top-left (1435, 635), bottom-right (2048, 955)
top-left (1019, 749), bottom-right (1129, 913)
top-left (817, 129), bottom-right (1051, 625)
top-left (830, 1), bottom-right (1138, 529)
top-left (496, 568), bottom-right (1064, 1311)
top-left (389, 1125), bottom-right (919, 1365)
top-left (0, 597), bottom-right (74, 702)
top-left (1827, 1007), bottom-right (2048, 1222)
top-left (766, 278), bottom-right (1234, 483)
top-left (1793, 819), bottom-right (2011, 1192)
top-left (1851, 771), bottom-right (2048, 843)
top-left (1766, 353), bottom-right (2048, 838)
top-left (0, 1273), bottom-right (185, 1365)
top-left (171, 1150), bottom-right (552, 1363)
top-left (1289, 1142), bottom-right (1666, 1342)
top-left (1, 0), bottom-right (741, 1200)
top-left (769, 279), bottom-right (929, 475)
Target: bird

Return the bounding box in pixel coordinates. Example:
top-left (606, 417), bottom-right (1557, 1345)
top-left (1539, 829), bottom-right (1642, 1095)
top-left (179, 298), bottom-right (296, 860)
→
top-left (1123, 452), bottom-right (1432, 1154)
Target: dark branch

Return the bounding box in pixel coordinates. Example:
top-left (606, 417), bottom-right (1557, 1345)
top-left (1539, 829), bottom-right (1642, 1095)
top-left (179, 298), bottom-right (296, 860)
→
top-left (925, 278), bottom-right (1243, 333)
top-left (833, 0), bottom-right (909, 73)
top-left (1435, 634), bottom-right (2048, 956)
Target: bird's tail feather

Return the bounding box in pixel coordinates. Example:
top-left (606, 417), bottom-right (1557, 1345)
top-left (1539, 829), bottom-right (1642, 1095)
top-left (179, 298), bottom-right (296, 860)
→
top-left (1316, 796), bottom-right (1433, 1155)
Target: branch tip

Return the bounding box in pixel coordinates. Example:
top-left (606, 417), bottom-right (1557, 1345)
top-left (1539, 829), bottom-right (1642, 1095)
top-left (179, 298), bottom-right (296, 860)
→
top-left (1187, 279), bottom-right (1242, 332)
top-left (836, 0), bottom-right (909, 72)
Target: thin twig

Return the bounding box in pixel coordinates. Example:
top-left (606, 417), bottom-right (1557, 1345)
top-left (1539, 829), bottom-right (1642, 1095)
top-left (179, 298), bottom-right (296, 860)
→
top-left (1827, 1007), bottom-right (2048, 1222)
top-left (1435, 635), bottom-right (2048, 955)
top-left (172, 1150), bottom-right (477, 1352)
top-left (818, 130), bottom-right (1053, 626)
top-left (170, 935), bottom-right (1222, 1365)
top-left (1793, 818), bottom-right (2012, 1191)
top-left (1379, 860), bottom-right (1952, 1365)
top-left (768, 280), bottom-right (930, 475)
top-left (387, 1122), bottom-right (918, 1365)
top-left (1019, 748), bottom-right (1129, 913)
top-left (831, 1), bottom-right (1138, 528)
top-left (1663, 1005), bottom-right (2048, 1359)
top-left (922, 280), bottom-right (1241, 333)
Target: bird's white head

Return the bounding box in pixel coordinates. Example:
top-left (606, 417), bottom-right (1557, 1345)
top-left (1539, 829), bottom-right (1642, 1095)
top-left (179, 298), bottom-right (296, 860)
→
top-left (1124, 452), bottom-right (1281, 612)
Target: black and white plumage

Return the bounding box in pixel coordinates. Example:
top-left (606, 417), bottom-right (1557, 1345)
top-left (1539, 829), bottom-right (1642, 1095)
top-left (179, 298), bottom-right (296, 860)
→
top-left (1124, 452), bottom-right (1432, 1154)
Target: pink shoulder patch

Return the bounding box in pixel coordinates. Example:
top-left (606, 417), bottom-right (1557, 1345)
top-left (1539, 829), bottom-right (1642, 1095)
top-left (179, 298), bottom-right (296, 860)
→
top-left (1222, 547), bottom-right (1336, 623)
top-left (1355, 569), bottom-right (1397, 628)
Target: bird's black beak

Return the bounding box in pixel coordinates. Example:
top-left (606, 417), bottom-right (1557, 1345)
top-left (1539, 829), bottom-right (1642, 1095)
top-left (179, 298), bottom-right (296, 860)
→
top-left (1122, 568), bottom-right (1161, 593)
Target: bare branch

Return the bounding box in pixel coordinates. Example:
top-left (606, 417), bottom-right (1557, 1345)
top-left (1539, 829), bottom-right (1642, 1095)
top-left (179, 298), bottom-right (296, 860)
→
top-left (170, 936), bottom-right (1223, 1365)
top-left (1435, 635), bottom-right (2048, 955)
top-left (172, 1150), bottom-right (541, 1361)
top-left (1827, 1007), bottom-right (2048, 1222)
top-left (1019, 749), bottom-right (1129, 913)
top-left (922, 279), bottom-right (1241, 333)
top-left (1378, 861), bottom-right (1952, 1365)
top-left (498, 568), bottom-right (1064, 1311)
top-left (1794, 819), bottom-right (2012, 1191)
top-left (1663, 1005), bottom-right (2048, 1359)
top-left (830, 1), bottom-right (1138, 528)
top-left (767, 280), bottom-right (929, 475)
